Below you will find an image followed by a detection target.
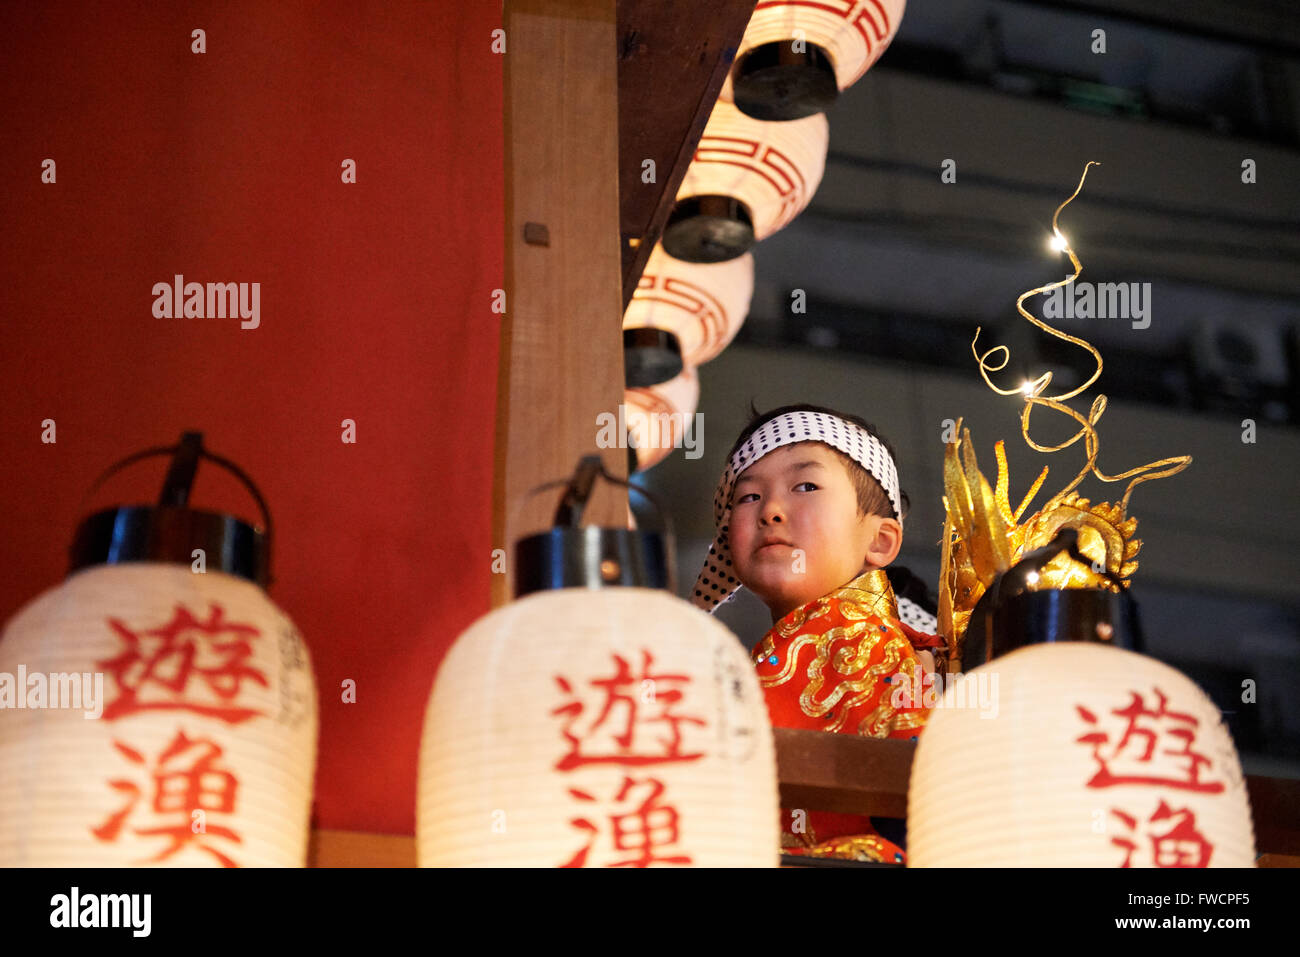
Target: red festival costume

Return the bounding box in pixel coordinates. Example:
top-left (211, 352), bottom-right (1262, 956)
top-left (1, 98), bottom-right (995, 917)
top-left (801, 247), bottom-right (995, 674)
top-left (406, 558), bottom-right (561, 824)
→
top-left (750, 568), bottom-right (944, 863)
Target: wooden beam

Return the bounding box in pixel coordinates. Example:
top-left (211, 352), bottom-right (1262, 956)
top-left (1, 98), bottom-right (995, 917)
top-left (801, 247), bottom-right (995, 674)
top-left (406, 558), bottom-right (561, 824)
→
top-left (775, 727), bottom-right (914, 818)
top-left (495, 0), bottom-right (629, 605)
top-left (307, 765), bottom-right (1300, 864)
top-left (308, 829), bottom-right (416, 868)
top-left (774, 728), bottom-right (1300, 858)
top-left (616, 0), bottom-right (756, 307)
top-left (1246, 774), bottom-right (1300, 856)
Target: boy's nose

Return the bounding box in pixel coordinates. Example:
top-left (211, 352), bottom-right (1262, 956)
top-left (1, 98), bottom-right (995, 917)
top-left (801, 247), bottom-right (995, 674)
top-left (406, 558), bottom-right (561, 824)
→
top-left (760, 503), bottom-right (785, 525)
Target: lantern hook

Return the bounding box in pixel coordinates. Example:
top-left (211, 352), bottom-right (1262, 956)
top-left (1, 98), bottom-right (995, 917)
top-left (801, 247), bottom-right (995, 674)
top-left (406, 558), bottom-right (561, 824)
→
top-left (159, 431), bottom-right (204, 507)
top-left (554, 454), bottom-right (603, 527)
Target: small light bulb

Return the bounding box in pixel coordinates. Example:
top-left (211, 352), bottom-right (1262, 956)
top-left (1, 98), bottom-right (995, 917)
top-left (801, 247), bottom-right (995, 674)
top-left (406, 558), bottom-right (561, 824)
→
top-left (1049, 233), bottom-right (1069, 253)
top-left (1026, 571), bottom-right (1040, 585)
top-left (1020, 380), bottom-right (1036, 396)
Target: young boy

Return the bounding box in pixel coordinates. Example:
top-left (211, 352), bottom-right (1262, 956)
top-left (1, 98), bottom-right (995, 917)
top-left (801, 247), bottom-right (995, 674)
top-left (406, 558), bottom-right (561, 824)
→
top-left (691, 404), bottom-right (945, 863)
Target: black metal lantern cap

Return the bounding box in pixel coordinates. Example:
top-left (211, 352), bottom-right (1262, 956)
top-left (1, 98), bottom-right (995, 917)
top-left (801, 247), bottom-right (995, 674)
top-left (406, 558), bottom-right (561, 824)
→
top-left (69, 432), bottom-right (272, 586)
top-left (71, 505), bottom-right (268, 585)
top-left (624, 327), bottom-right (684, 388)
top-left (514, 455), bottom-right (676, 598)
top-left (732, 41), bottom-right (839, 121)
top-left (961, 527), bottom-right (1145, 671)
top-left (661, 195), bottom-right (755, 263)
top-left (515, 526), bottom-right (671, 596)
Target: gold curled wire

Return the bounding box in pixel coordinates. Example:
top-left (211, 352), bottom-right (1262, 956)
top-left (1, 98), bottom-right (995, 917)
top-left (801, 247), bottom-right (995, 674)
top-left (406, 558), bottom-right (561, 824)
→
top-left (968, 161), bottom-right (1190, 517)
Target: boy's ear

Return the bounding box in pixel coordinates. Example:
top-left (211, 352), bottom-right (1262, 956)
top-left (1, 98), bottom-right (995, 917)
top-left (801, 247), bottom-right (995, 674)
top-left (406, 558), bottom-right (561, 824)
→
top-left (865, 517), bottom-right (903, 568)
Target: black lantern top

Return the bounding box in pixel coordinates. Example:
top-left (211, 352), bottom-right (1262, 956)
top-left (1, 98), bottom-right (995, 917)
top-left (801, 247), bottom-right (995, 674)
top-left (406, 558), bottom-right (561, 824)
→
top-left (960, 527), bottom-right (1145, 670)
top-left (513, 455), bottom-right (676, 598)
top-left (731, 41), bottom-right (840, 122)
top-left (69, 432), bottom-right (272, 586)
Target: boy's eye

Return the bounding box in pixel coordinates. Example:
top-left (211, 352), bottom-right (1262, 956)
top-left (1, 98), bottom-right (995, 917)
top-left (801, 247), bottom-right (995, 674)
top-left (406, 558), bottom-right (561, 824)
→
top-left (734, 483), bottom-right (816, 504)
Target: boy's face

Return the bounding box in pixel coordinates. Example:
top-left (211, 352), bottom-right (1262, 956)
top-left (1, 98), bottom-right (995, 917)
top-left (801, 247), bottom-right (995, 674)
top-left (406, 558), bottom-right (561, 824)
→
top-left (728, 442), bottom-right (900, 622)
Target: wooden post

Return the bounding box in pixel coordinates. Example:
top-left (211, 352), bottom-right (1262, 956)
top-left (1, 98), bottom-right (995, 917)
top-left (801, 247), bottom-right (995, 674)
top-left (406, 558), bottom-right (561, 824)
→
top-left (494, 0), bottom-right (629, 606)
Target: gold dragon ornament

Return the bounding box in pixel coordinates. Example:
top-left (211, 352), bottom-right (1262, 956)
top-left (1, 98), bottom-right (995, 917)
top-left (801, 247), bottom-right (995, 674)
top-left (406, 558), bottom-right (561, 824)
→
top-left (936, 162), bottom-right (1192, 671)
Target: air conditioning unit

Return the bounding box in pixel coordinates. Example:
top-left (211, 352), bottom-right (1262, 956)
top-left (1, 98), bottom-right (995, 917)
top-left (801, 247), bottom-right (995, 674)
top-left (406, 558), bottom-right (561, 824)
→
top-left (1188, 316), bottom-right (1288, 405)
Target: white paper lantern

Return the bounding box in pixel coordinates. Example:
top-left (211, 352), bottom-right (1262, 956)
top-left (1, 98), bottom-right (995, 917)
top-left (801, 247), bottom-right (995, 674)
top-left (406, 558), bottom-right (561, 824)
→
top-left (418, 587), bottom-right (779, 867)
top-left (623, 244), bottom-right (754, 368)
top-left (721, 0), bottom-right (908, 102)
top-left (673, 98), bottom-right (828, 244)
top-left (0, 563), bottom-right (318, 867)
top-left (908, 643), bottom-right (1256, 867)
top-left (625, 365), bottom-right (700, 472)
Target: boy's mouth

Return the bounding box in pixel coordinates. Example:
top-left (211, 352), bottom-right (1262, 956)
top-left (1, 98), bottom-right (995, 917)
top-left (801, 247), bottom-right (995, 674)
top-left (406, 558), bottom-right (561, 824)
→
top-left (756, 538), bottom-right (794, 553)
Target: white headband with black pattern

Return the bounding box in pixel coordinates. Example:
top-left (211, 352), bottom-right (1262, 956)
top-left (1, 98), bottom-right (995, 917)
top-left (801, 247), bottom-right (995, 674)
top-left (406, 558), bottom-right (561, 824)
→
top-left (690, 411), bottom-right (901, 612)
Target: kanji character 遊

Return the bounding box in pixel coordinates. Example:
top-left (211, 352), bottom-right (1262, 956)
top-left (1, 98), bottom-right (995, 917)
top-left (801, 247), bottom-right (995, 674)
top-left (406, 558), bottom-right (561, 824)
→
top-left (1075, 688), bottom-right (1225, 793)
top-left (552, 650), bottom-right (706, 770)
top-left (98, 604), bottom-right (268, 723)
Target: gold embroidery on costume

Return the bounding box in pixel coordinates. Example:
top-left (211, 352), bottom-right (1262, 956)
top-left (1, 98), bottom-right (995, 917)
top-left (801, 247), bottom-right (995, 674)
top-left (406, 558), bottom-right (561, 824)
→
top-left (751, 568), bottom-right (935, 737)
top-left (827, 569), bottom-right (899, 620)
top-left (754, 572), bottom-right (894, 691)
top-left (776, 595), bottom-right (835, 636)
top-left (889, 705), bottom-right (930, 732)
top-left (835, 620), bottom-right (901, 673)
top-left (755, 631), bottom-right (823, 687)
top-left (812, 636), bottom-right (909, 732)
top-left (855, 651), bottom-right (925, 736)
top-left (800, 834), bottom-right (895, 863)
top-left (749, 569), bottom-right (922, 729)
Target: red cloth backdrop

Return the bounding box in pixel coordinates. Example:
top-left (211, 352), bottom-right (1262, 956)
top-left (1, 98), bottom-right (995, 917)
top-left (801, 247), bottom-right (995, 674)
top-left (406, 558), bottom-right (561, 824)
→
top-left (0, 2), bottom-right (502, 834)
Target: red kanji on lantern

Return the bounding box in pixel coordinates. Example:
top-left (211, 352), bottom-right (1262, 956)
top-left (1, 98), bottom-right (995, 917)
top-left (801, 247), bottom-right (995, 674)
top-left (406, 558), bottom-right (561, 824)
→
top-left (1109, 800), bottom-right (1215, 868)
top-left (561, 776), bottom-right (692, 868)
top-left (91, 730), bottom-right (243, 867)
top-left (98, 604), bottom-right (268, 723)
top-left (1075, 688), bottom-right (1225, 793)
top-left (552, 650), bottom-right (706, 770)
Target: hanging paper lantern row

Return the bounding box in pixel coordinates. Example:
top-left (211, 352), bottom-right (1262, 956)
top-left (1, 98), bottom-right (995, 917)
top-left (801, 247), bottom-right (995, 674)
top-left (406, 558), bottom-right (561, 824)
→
top-left (623, 245), bottom-right (754, 368)
top-left (907, 643), bottom-right (1256, 867)
top-left (0, 563), bottom-right (318, 867)
top-left (417, 587), bottom-right (780, 867)
top-left (624, 365), bottom-right (700, 472)
top-left (664, 99), bottom-right (828, 263)
top-left (722, 0), bottom-right (907, 120)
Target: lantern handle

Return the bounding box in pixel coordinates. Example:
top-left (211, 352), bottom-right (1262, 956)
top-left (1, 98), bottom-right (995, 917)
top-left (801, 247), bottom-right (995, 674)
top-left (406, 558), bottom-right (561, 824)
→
top-left (553, 454), bottom-right (603, 527)
top-left (159, 430), bottom-right (203, 507)
top-left (990, 525), bottom-right (1144, 648)
top-left (964, 526), bottom-right (1146, 667)
top-left (79, 433), bottom-right (274, 550)
top-left (997, 527), bottom-right (1131, 599)
top-left (514, 454), bottom-right (677, 543)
